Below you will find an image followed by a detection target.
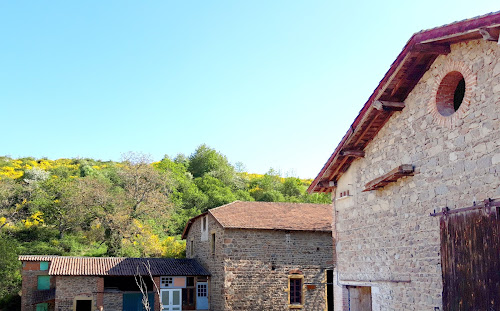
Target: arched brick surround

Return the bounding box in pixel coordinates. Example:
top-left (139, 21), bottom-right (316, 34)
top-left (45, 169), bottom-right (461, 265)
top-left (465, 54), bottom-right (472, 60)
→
top-left (428, 60), bottom-right (476, 128)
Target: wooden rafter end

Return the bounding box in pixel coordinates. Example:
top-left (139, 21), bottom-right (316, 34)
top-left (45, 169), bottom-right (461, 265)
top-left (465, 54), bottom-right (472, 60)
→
top-left (363, 164), bottom-right (414, 192)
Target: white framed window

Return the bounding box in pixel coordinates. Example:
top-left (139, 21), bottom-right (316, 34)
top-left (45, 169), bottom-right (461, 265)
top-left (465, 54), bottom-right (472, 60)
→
top-left (161, 277), bottom-right (173, 288)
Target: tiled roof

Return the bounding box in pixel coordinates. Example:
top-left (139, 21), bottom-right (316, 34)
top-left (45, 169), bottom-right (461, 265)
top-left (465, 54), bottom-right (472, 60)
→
top-left (209, 201), bottom-right (332, 232)
top-left (20, 256), bottom-right (209, 276)
top-left (18, 255), bottom-right (61, 261)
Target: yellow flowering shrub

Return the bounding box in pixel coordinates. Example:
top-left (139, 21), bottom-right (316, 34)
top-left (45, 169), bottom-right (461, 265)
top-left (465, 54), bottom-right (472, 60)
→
top-left (22, 211), bottom-right (44, 228)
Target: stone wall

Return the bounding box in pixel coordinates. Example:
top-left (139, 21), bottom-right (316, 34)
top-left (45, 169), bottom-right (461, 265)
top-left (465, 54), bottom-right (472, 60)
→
top-left (55, 276), bottom-right (100, 311)
top-left (223, 229), bottom-right (333, 311)
top-left (186, 214), bottom-right (334, 310)
top-left (186, 214), bottom-right (224, 310)
top-left (103, 292), bottom-right (123, 310)
top-left (334, 39), bottom-right (500, 311)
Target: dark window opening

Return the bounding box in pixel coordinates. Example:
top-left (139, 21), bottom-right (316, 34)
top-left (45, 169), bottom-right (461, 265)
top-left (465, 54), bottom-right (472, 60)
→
top-left (326, 270), bottom-right (334, 311)
top-left (454, 78), bottom-right (465, 111)
top-left (186, 277), bottom-right (195, 287)
top-left (436, 71), bottom-right (466, 117)
top-left (290, 278), bottom-right (302, 304)
top-left (104, 276), bottom-right (154, 291)
top-left (182, 287), bottom-right (195, 309)
top-left (75, 300), bottom-right (92, 311)
top-left (211, 233), bottom-right (216, 254)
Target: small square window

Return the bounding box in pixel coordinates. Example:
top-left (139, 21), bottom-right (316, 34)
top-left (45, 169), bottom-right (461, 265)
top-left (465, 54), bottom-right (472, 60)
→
top-left (186, 277), bottom-right (194, 287)
top-left (37, 276), bottom-right (51, 290)
top-left (40, 261), bottom-right (49, 271)
top-left (197, 283), bottom-right (207, 297)
top-left (160, 277), bottom-right (173, 288)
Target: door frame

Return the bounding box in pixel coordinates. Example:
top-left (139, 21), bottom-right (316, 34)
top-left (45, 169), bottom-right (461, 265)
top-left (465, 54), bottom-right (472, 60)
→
top-left (160, 288), bottom-right (182, 311)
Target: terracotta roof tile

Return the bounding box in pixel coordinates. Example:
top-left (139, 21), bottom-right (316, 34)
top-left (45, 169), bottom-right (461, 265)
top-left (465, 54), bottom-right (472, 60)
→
top-left (18, 255), bottom-right (60, 261)
top-left (209, 201), bottom-right (332, 232)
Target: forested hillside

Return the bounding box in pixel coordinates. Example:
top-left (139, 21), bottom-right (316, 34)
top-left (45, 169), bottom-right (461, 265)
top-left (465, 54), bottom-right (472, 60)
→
top-left (0, 144), bottom-right (329, 308)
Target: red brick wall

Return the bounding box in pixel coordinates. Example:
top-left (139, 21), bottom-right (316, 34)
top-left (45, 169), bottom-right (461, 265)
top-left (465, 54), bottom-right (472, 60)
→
top-left (21, 261), bottom-right (54, 311)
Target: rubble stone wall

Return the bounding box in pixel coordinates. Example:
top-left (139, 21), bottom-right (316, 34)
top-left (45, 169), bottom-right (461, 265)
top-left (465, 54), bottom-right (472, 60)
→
top-left (334, 39), bottom-right (500, 311)
top-left (186, 214), bottom-right (225, 310)
top-left (55, 276), bottom-right (99, 311)
top-left (222, 229), bottom-right (334, 311)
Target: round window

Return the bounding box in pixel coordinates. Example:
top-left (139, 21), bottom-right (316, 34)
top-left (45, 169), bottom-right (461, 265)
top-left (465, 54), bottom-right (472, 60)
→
top-left (435, 71), bottom-right (465, 116)
top-left (428, 60), bottom-right (476, 128)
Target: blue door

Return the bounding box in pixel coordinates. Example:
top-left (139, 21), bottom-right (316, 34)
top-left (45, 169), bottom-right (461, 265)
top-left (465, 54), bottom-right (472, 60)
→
top-left (196, 282), bottom-right (209, 310)
top-left (123, 292), bottom-right (155, 311)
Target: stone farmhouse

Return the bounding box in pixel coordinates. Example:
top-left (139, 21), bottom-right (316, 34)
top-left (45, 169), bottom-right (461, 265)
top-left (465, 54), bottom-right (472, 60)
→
top-left (19, 256), bottom-right (210, 311)
top-left (182, 201), bottom-right (334, 311)
top-left (308, 12), bottom-right (500, 311)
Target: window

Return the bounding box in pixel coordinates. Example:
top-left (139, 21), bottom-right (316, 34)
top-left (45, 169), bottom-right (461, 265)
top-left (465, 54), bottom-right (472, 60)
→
top-left (190, 239), bottom-right (194, 257)
top-left (197, 283), bottom-right (207, 297)
top-left (290, 278), bottom-right (302, 305)
top-left (287, 274), bottom-right (304, 308)
top-left (182, 277), bottom-right (195, 309)
top-left (436, 71), bottom-right (466, 116)
top-left (40, 261), bottom-right (49, 271)
top-left (37, 276), bottom-right (50, 290)
top-left (201, 216), bottom-right (208, 241)
top-left (161, 277), bottom-right (173, 288)
top-left (428, 60), bottom-right (476, 128)
top-left (211, 232), bottom-right (216, 255)
top-left (36, 303), bottom-right (48, 311)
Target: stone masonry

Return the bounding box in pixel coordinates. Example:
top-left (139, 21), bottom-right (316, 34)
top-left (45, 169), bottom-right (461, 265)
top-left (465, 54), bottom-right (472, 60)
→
top-left (54, 276), bottom-right (100, 311)
top-left (333, 39), bottom-right (500, 311)
top-left (186, 208), bottom-right (334, 311)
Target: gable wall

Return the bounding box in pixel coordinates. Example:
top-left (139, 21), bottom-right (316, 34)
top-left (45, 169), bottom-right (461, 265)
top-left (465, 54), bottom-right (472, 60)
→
top-left (334, 39), bottom-right (500, 311)
top-left (186, 213), bottom-right (225, 310)
top-left (222, 228), bottom-right (334, 310)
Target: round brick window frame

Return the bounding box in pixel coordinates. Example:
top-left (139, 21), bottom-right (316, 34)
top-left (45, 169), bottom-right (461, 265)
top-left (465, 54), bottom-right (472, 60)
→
top-left (428, 60), bottom-right (476, 128)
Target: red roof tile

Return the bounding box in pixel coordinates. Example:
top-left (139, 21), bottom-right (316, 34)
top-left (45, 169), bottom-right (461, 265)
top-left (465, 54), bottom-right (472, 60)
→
top-left (18, 255), bottom-right (60, 261)
top-left (209, 201), bottom-right (332, 232)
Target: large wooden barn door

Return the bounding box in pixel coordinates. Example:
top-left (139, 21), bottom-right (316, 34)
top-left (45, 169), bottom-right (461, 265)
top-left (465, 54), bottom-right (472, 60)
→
top-left (437, 199), bottom-right (500, 311)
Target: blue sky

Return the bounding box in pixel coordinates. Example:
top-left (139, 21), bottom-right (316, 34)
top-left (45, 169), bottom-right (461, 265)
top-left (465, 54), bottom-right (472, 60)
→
top-left (1, 1), bottom-right (498, 178)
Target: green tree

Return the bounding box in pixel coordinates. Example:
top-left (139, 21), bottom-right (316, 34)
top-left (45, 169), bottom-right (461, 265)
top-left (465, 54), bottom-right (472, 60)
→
top-left (0, 234), bottom-right (21, 301)
top-left (188, 144), bottom-right (236, 186)
top-left (194, 175), bottom-right (236, 211)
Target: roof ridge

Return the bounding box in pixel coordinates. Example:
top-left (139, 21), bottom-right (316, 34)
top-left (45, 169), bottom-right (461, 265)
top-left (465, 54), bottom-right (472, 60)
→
top-left (415, 10), bottom-right (500, 35)
top-left (208, 200), bottom-right (240, 213)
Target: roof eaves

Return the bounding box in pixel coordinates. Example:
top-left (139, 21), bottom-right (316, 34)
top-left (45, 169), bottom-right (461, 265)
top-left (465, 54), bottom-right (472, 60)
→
top-left (181, 212), bottom-right (208, 240)
top-left (308, 11), bottom-right (500, 194)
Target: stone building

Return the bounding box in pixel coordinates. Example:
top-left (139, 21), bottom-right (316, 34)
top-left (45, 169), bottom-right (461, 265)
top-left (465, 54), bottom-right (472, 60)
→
top-left (19, 255), bottom-right (210, 311)
top-left (182, 201), bottom-right (335, 310)
top-left (308, 12), bottom-right (500, 311)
